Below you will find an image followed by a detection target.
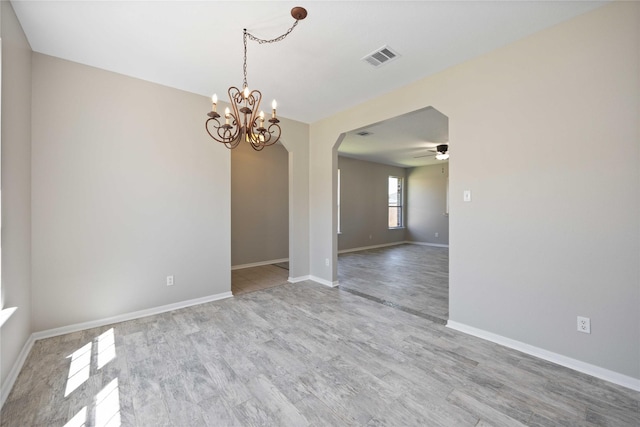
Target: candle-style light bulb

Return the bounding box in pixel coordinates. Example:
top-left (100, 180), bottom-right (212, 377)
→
top-left (271, 100), bottom-right (277, 119)
top-left (225, 107), bottom-right (230, 125)
top-left (211, 94), bottom-right (218, 112)
top-left (243, 87), bottom-right (249, 99)
top-left (259, 110), bottom-right (265, 127)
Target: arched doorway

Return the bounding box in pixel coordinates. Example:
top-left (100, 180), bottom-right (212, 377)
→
top-left (333, 106), bottom-right (450, 323)
top-left (230, 141), bottom-right (290, 295)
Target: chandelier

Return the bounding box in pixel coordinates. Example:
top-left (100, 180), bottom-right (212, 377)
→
top-left (206, 7), bottom-right (308, 150)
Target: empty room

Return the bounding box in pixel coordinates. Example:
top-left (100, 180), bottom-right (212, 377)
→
top-left (1, 1), bottom-right (639, 426)
top-left (336, 106), bottom-right (451, 324)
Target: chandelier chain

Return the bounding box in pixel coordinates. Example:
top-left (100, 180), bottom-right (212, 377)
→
top-left (246, 19), bottom-right (300, 45)
top-left (242, 19), bottom-right (301, 89)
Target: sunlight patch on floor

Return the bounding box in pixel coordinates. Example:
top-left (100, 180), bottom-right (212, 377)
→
top-left (97, 328), bottom-right (116, 369)
top-left (64, 342), bottom-right (92, 397)
top-left (95, 378), bottom-right (121, 427)
top-left (62, 329), bottom-right (121, 426)
top-left (63, 406), bottom-right (87, 427)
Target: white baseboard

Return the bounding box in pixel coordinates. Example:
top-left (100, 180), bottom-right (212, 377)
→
top-left (288, 275), bottom-right (310, 283)
top-left (1, 334), bottom-right (35, 408)
top-left (309, 275), bottom-right (339, 288)
top-left (406, 241), bottom-right (449, 248)
top-left (33, 291), bottom-right (233, 341)
top-left (231, 258), bottom-right (288, 270)
top-left (447, 320), bottom-right (640, 392)
top-left (338, 241), bottom-right (406, 254)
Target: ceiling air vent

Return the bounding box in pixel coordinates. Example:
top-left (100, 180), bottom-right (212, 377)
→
top-left (362, 45), bottom-right (400, 68)
top-left (356, 131), bottom-right (372, 137)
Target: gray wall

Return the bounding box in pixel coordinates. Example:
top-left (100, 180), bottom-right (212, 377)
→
top-left (337, 156), bottom-right (406, 251)
top-left (30, 54), bottom-right (231, 331)
top-left (231, 141), bottom-right (288, 266)
top-left (311, 2), bottom-right (639, 379)
top-left (1, 0), bottom-right (32, 389)
top-left (406, 163), bottom-right (449, 245)
top-left (447, 3), bottom-right (638, 379)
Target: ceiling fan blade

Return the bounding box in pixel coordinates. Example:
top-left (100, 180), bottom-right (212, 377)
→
top-left (413, 153), bottom-right (436, 158)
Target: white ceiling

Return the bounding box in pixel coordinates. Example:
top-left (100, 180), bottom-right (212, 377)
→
top-left (339, 106), bottom-right (450, 168)
top-left (12, 0), bottom-right (607, 125)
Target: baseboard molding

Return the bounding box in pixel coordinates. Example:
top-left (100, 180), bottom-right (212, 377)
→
top-left (447, 320), bottom-right (640, 392)
top-left (309, 275), bottom-right (339, 288)
top-left (405, 241), bottom-right (449, 248)
top-left (338, 241), bottom-right (449, 254)
top-left (33, 291), bottom-right (233, 341)
top-left (338, 241), bottom-right (406, 254)
top-left (288, 275), bottom-right (310, 283)
top-left (1, 334), bottom-right (35, 408)
top-left (231, 258), bottom-right (288, 270)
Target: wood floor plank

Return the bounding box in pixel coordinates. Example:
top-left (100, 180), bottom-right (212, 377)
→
top-left (294, 395), bottom-right (358, 427)
top-left (160, 374), bottom-right (208, 427)
top-left (446, 389), bottom-right (528, 427)
top-left (199, 396), bottom-right (244, 427)
top-left (245, 374), bottom-right (310, 427)
top-left (232, 397), bottom-right (280, 426)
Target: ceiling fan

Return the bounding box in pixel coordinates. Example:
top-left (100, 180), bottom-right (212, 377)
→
top-left (413, 143), bottom-right (449, 160)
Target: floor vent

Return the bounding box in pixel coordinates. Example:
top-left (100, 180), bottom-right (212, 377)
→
top-left (362, 45), bottom-right (400, 67)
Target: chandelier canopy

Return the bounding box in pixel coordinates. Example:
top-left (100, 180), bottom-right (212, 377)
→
top-left (206, 7), bottom-right (308, 150)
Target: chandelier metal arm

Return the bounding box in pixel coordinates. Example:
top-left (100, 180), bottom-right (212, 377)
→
top-left (246, 121), bottom-right (281, 151)
top-left (205, 116), bottom-right (241, 149)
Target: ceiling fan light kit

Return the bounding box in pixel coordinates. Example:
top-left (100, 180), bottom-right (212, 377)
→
top-left (435, 144), bottom-right (449, 160)
top-left (413, 143), bottom-right (450, 160)
top-left (205, 7), bottom-right (307, 151)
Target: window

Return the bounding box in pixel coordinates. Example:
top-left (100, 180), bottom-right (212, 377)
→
top-left (445, 176), bottom-right (449, 215)
top-left (388, 176), bottom-right (403, 228)
top-left (337, 168), bottom-right (341, 233)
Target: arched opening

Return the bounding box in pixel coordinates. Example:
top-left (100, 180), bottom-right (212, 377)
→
top-left (333, 106), bottom-right (450, 323)
top-left (230, 141), bottom-right (290, 295)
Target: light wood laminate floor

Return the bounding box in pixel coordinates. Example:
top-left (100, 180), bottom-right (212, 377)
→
top-left (233, 244), bottom-right (449, 327)
top-left (232, 264), bottom-right (289, 296)
top-left (338, 244), bottom-right (449, 324)
top-left (2, 281), bottom-right (638, 426)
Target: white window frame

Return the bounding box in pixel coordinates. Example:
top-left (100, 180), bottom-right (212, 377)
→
top-left (388, 176), bottom-right (404, 229)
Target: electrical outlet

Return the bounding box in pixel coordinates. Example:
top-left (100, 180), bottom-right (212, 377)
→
top-left (577, 316), bottom-right (590, 334)
top-left (325, 258), bottom-right (330, 267)
top-left (435, 232), bottom-right (439, 238)
top-left (166, 275), bottom-right (174, 286)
